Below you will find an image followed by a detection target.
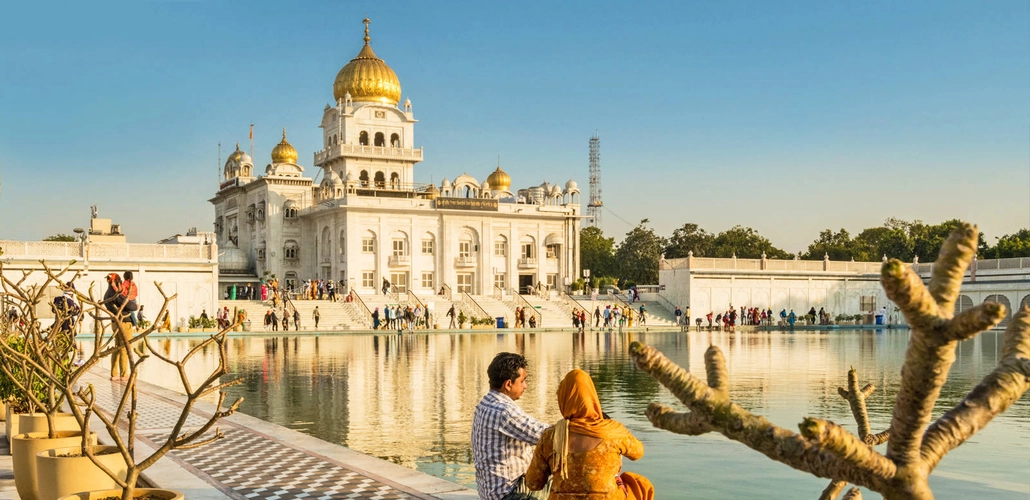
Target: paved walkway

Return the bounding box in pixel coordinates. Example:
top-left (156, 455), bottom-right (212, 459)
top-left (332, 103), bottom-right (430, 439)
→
top-left (0, 368), bottom-right (476, 500)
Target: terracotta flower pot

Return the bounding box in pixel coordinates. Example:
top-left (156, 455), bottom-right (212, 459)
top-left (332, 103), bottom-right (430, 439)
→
top-left (12, 431), bottom-right (95, 500)
top-left (58, 488), bottom-right (184, 500)
top-left (36, 445), bottom-right (127, 500)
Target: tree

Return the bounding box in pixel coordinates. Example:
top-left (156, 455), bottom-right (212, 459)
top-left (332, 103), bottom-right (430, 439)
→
top-left (984, 228), bottom-right (1030, 259)
top-left (614, 219), bottom-right (666, 285)
top-left (909, 219), bottom-right (987, 262)
top-left (43, 234), bottom-right (76, 242)
top-left (629, 224), bottom-right (1029, 499)
top-left (664, 223), bottom-right (714, 259)
top-left (709, 225), bottom-right (791, 259)
top-left (802, 229), bottom-right (856, 261)
top-left (854, 226), bottom-right (911, 262)
top-left (580, 226), bottom-right (616, 279)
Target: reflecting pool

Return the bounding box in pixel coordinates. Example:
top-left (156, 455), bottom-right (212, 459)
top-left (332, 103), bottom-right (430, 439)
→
top-left (94, 329), bottom-right (1029, 498)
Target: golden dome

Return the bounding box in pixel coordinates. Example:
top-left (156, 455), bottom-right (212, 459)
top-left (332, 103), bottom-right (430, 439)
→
top-left (333, 18), bottom-right (402, 106)
top-left (487, 166), bottom-right (511, 192)
top-left (271, 129), bottom-right (298, 164)
top-left (423, 184), bottom-right (439, 200)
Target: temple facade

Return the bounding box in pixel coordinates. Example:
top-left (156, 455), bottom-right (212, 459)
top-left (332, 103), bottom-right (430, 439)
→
top-left (210, 19), bottom-right (581, 297)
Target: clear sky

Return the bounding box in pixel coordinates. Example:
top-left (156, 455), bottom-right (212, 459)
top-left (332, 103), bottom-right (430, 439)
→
top-left (1, 1), bottom-right (1027, 253)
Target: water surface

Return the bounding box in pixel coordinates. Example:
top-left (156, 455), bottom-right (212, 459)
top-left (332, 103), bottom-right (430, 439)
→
top-left (98, 329), bottom-right (1029, 498)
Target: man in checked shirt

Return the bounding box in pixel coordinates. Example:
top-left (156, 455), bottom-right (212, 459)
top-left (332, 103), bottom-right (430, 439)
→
top-left (472, 352), bottom-right (551, 500)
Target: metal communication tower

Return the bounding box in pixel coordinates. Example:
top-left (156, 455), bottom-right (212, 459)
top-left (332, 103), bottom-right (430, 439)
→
top-left (586, 133), bottom-right (602, 228)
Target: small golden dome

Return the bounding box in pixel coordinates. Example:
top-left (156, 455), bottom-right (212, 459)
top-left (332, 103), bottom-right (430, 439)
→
top-left (271, 129), bottom-right (298, 164)
top-left (424, 184), bottom-right (439, 200)
top-left (487, 167), bottom-right (511, 192)
top-left (333, 18), bottom-right (402, 106)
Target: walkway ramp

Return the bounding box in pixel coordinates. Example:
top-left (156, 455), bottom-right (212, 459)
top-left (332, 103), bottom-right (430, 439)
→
top-left (61, 368), bottom-right (475, 499)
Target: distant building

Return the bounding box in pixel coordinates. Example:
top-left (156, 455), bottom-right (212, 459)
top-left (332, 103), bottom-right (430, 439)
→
top-left (210, 20), bottom-right (582, 297)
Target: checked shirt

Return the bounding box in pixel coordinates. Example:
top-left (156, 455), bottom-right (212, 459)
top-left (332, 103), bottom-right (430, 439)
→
top-left (472, 390), bottom-right (549, 500)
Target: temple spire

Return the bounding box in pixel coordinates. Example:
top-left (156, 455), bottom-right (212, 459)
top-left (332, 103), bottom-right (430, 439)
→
top-left (363, 17), bottom-right (371, 45)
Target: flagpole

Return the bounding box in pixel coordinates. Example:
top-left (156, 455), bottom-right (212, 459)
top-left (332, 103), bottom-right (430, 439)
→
top-left (217, 142), bottom-right (222, 184)
top-left (249, 124), bottom-right (255, 160)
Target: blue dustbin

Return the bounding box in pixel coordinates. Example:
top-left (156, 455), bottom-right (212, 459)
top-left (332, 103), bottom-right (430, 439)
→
top-left (496, 317), bottom-right (505, 328)
top-left (875, 315), bottom-right (883, 325)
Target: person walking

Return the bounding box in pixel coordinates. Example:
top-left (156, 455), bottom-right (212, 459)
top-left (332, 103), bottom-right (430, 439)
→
top-left (312, 306), bottom-right (321, 329)
top-left (447, 304), bottom-right (457, 329)
top-left (293, 309), bottom-right (301, 330)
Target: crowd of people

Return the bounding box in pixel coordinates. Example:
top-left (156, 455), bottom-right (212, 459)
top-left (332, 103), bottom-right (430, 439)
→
top-left (472, 352), bottom-right (654, 500)
top-left (371, 303), bottom-right (430, 332)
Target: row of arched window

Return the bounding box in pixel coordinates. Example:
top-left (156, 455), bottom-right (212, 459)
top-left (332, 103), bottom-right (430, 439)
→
top-left (955, 294), bottom-right (1030, 328)
top-left (358, 131), bottom-right (402, 147)
top-left (357, 170), bottom-right (402, 189)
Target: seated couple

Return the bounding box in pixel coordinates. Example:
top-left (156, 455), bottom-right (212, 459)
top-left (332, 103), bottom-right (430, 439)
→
top-left (472, 352), bottom-right (654, 500)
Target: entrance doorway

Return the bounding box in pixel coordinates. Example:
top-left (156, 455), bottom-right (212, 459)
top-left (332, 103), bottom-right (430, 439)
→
top-left (519, 274), bottom-right (534, 295)
top-left (457, 273), bottom-right (474, 294)
top-left (390, 272), bottom-right (408, 293)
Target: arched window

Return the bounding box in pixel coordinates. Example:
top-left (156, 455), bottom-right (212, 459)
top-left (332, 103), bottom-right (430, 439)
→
top-left (359, 170), bottom-right (369, 187)
top-left (494, 235), bottom-right (507, 257)
top-left (984, 294), bottom-right (1013, 327)
top-left (321, 227), bottom-right (332, 263)
top-left (284, 240), bottom-right (299, 260)
top-left (954, 295), bottom-right (973, 316)
top-left (374, 132), bottom-right (385, 147)
top-left (390, 133), bottom-right (400, 147)
top-left (359, 131), bottom-right (369, 145)
top-left (339, 230), bottom-right (346, 262)
top-left (390, 172), bottom-right (400, 189)
top-left (374, 171), bottom-right (386, 188)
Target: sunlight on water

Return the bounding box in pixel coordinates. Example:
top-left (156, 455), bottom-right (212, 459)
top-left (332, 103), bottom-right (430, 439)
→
top-left (88, 329), bottom-right (1029, 499)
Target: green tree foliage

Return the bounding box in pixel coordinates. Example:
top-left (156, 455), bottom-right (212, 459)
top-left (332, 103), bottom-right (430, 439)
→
top-left (710, 226), bottom-right (791, 259)
top-left (614, 219), bottom-right (666, 284)
top-left (802, 229), bottom-right (856, 260)
top-left (580, 226), bottom-right (616, 279)
top-left (664, 223), bottom-right (714, 258)
top-left (985, 229), bottom-right (1030, 258)
top-left (42, 234), bottom-right (76, 242)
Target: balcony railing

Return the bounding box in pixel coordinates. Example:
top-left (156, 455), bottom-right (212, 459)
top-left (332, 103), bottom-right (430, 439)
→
top-left (454, 255), bottom-right (477, 267)
top-left (518, 257), bottom-right (538, 269)
top-left (314, 143), bottom-right (424, 165)
top-left (388, 254), bottom-right (411, 267)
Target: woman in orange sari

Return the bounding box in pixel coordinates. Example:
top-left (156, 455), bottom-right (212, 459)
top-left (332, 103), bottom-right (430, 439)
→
top-left (525, 369), bottom-right (654, 500)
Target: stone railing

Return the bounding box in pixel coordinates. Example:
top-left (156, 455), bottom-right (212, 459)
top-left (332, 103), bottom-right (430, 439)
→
top-left (662, 255), bottom-right (882, 274)
top-left (314, 143), bottom-right (424, 164)
top-left (0, 241), bottom-right (214, 262)
top-left (508, 288), bottom-right (541, 325)
top-left (914, 257), bottom-right (1030, 277)
top-left (460, 292), bottom-right (491, 320)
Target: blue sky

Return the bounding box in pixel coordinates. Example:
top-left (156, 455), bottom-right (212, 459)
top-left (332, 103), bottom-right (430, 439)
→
top-left (1, 1), bottom-right (1027, 253)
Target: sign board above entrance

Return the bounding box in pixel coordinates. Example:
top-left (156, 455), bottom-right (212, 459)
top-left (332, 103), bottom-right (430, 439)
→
top-left (435, 198), bottom-right (499, 211)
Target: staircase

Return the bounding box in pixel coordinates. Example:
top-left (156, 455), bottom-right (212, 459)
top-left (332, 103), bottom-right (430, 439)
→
top-left (519, 294), bottom-right (574, 328)
top-left (569, 294), bottom-right (679, 327)
top-left (217, 299), bottom-right (370, 331)
top-left (471, 296), bottom-right (514, 327)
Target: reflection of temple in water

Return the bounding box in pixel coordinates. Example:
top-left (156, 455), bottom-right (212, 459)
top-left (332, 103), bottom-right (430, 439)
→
top-left (108, 329), bottom-right (1026, 489)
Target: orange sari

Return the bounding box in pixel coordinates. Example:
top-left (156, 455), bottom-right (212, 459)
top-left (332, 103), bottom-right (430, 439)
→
top-left (526, 369), bottom-right (654, 500)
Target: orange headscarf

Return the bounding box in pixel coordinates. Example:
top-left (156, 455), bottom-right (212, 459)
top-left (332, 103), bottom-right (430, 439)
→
top-left (552, 369), bottom-right (630, 479)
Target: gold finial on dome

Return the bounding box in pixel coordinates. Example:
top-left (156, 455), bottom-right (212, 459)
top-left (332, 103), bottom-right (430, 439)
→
top-left (271, 128), bottom-right (299, 164)
top-left (333, 18), bottom-right (402, 105)
top-left (487, 166), bottom-right (511, 192)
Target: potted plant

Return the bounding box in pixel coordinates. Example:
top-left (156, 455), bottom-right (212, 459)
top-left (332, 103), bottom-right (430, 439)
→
top-left (0, 262), bottom-right (242, 500)
top-left (457, 310), bottom-right (467, 329)
top-left (0, 262), bottom-right (99, 500)
top-left (55, 280), bottom-right (243, 500)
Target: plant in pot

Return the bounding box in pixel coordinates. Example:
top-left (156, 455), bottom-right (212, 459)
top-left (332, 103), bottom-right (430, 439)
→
top-left (57, 281), bottom-right (243, 500)
top-left (0, 262), bottom-right (98, 500)
top-left (457, 310), bottom-right (467, 329)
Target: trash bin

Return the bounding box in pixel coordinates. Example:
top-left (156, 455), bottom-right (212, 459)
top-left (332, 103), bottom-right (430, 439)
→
top-left (496, 317), bottom-right (505, 328)
top-left (875, 315), bottom-right (883, 325)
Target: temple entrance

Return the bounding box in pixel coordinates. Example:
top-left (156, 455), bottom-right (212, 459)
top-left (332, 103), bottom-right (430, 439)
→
top-left (519, 274), bottom-right (534, 295)
top-left (457, 273), bottom-right (474, 294)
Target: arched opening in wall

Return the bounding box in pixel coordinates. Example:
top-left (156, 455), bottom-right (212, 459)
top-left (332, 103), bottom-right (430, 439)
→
top-left (339, 230), bottom-right (346, 262)
top-left (359, 170), bottom-right (369, 187)
top-left (1021, 294), bottom-right (1030, 313)
top-left (284, 272), bottom-right (298, 291)
top-left (321, 227), bottom-right (331, 264)
top-left (374, 132), bottom-right (385, 147)
top-left (374, 171), bottom-right (386, 188)
top-left (284, 240), bottom-right (299, 260)
top-left (984, 294), bottom-right (1013, 328)
top-left (390, 133), bottom-right (400, 147)
top-left (494, 235), bottom-right (507, 257)
top-left (954, 295), bottom-right (974, 316)
top-left (390, 172), bottom-right (400, 189)
top-left (359, 131), bottom-right (369, 145)
top-left (241, 165), bottom-right (252, 177)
